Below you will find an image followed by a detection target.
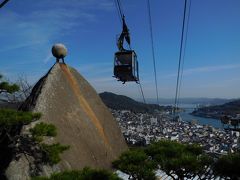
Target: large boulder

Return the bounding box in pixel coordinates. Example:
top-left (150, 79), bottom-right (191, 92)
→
top-left (6, 63), bottom-right (127, 179)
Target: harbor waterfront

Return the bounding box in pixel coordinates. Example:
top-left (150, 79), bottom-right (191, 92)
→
top-left (111, 105), bottom-right (239, 154)
top-left (178, 104), bottom-right (223, 129)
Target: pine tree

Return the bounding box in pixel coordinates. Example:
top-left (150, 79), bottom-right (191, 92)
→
top-left (145, 140), bottom-right (213, 180)
top-left (0, 74), bottom-right (19, 94)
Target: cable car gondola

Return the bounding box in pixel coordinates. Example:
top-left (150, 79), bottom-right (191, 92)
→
top-left (114, 50), bottom-right (139, 83)
top-left (113, 16), bottom-right (139, 84)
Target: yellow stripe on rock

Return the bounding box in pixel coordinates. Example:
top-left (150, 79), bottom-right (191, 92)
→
top-left (60, 64), bottom-right (110, 148)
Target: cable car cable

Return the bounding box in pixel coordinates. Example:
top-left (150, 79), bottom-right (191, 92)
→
top-left (174, 0), bottom-right (188, 115)
top-left (147, 0), bottom-right (159, 105)
top-left (177, 0), bottom-right (192, 108)
top-left (113, 0), bottom-right (131, 51)
top-left (0, 0), bottom-right (10, 9)
top-left (115, 0), bottom-right (124, 19)
top-left (114, 0), bottom-right (125, 24)
top-left (116, 0), bottom-right (123, 18)
top-left (114, 0), bottom-right (123, 24)
top-left (139, 81), bottom-right (146, 103)
top-left (113, 0), bottom-right (147, 103)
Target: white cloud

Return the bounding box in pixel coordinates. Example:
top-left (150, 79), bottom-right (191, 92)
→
top-left (164, 63), bottom-right (240, 78)
top-left (43, 52), bottom-right (54, 64)
top-left (0, 40), bottom-right (46, 53)
top-left (184, 64), bottom-right (240, 74)
top-left (0, 0), bottom-right (114, 54)
top-left (89, 77), bottom-right (113, 83)
top-left (76, 62), bottom-right (110, 77)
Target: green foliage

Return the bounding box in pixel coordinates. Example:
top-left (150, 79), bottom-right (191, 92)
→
top-left (213, 152), bottom-right (240, 179)
top-left (0, 108), bottom-right (69, 166)
top-left (30, 122), bottom-right (57, 142)
top-left (0, 74), bottom-right (19, 94)
top-left (112, 149), bottom-right (157, 180)
top-left (198, 154), bottom-right (214, 167)
top-left (145, 140), bottom-right (211, 179)
top-left (0, 108), bottom-right (68, 166)
top-left (29, 123), bottom-right (69, 165)
top-left (0, 109), bottom-right (41, 126)
top-left (0, 109), bottom-right (42, 175)
top-left (0, 81), bottom-right (19, 94)
top-left (32, 167), bottom-right (121, 180)
top-left (41, 143), bottom-right (70, 165)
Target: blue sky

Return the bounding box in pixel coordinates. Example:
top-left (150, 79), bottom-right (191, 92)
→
top-left (0, 0), bottom-right (240, 100)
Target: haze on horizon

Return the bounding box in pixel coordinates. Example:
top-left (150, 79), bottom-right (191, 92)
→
top-left (0, 0), bottom-right (239, 100)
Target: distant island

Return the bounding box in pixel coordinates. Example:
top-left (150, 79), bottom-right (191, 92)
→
top-left (144, 97), bottom-right (232, 105)
top-left (191, 99), bottom-right (240, 119)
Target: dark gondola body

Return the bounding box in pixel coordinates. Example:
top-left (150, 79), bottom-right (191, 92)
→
top-left (113, 50), bottom-right (139, 83)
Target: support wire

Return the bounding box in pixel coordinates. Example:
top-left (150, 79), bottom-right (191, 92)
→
top-left (176, 0), bottom-right (192, 108)
top-left (0, 0), bottom-right (10, 9)
top-left (138, 81), bottom-right (146, 103)
top-left (113, 0), bottom-right (147, 104)
top-left (174, 0), bottom-right (188, 115)
top-left (147, 0), bottom-right (160, 105)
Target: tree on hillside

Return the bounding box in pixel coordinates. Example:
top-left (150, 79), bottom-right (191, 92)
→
top-left (0, 108), bottom-right (41, 177)
top-left (145, 140), bottom-right (213, 180)
top-left (0, 74), bottom-right (69, 178)
top-left (15, 75), bottom-right (32, 101)
top-left (32, 167), bottom-right (121, 180)
top-left (0, 74), bottom-right (32, 102)
top-left (213, 152), bottom-right (240, 179)
top-left (112, 149), bottom-right (157, 180)
top-left (0, 75), bottom-right (35, 145)
top-left (0, 109), bottom-right (70, 177)
top-left (0, 74), bottom-right (19, 94)
top-left (0, 75), bottom-right (35, 143)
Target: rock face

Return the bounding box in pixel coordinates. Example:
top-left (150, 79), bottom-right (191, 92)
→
top-left (9, 63), bottom-right (127, 177)
top-left (5, 155), bottom-right (30, 180)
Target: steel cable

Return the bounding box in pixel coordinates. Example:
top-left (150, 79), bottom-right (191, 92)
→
top-left (174, 0), bottom-right (188, 115)
top-left (0, 0), bottom-right (10, 9)
top-left (147, 0), bottom-right (160, 105)
top-left (177, 0), bottom-right (192, 108)
top-left (113, 0), bottom-right (147, 104)
top-left (139, 81), bottom-right (146, 103)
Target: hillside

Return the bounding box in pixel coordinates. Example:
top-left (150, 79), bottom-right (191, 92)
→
top-left (0, 100), bottom-right (20, 110)
top-left (99, 92), bottom-right (170, 113)
top-left (191, 99), bottom-right (240, 119)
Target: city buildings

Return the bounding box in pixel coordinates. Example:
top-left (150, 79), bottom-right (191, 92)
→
top-left (111, 109), bottom-right (240, 154)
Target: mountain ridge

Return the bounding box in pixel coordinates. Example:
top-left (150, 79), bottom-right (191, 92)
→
top-left (99, 92), bottom-right (171, 113)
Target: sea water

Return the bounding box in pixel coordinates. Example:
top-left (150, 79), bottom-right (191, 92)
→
top-left (177, 104), bottom-right (223, 129)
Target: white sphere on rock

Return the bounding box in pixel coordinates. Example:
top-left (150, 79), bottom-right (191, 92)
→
top-left (52, 43), bottom-right (67, 59)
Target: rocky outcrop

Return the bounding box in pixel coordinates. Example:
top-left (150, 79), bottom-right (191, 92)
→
top-left (5, 155), bottom-right (30, 180)
top-left (6, 63), bottom-right (127, 179)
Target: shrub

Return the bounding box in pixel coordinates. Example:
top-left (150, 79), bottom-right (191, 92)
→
top-left (30, 122), bottom-right (57, 142)
top-left (41, 143), bottom-right (70, 165)
top-left (112, 149), bottom-right (157, 180)
top-left (32, 167), bottom-right (121, 180)
top-left (0, 109), bottom-right (41, 176)
top-left (145, 140), bottom-right (212, 180)
top-left (0, 109), bottom-right (41, 126)
top-left (213, 152), bottom-right (240, 179)
top-left (0, 81), bottom-right (19, 93)
top-left (29, 122), bottom-right (70, 166)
